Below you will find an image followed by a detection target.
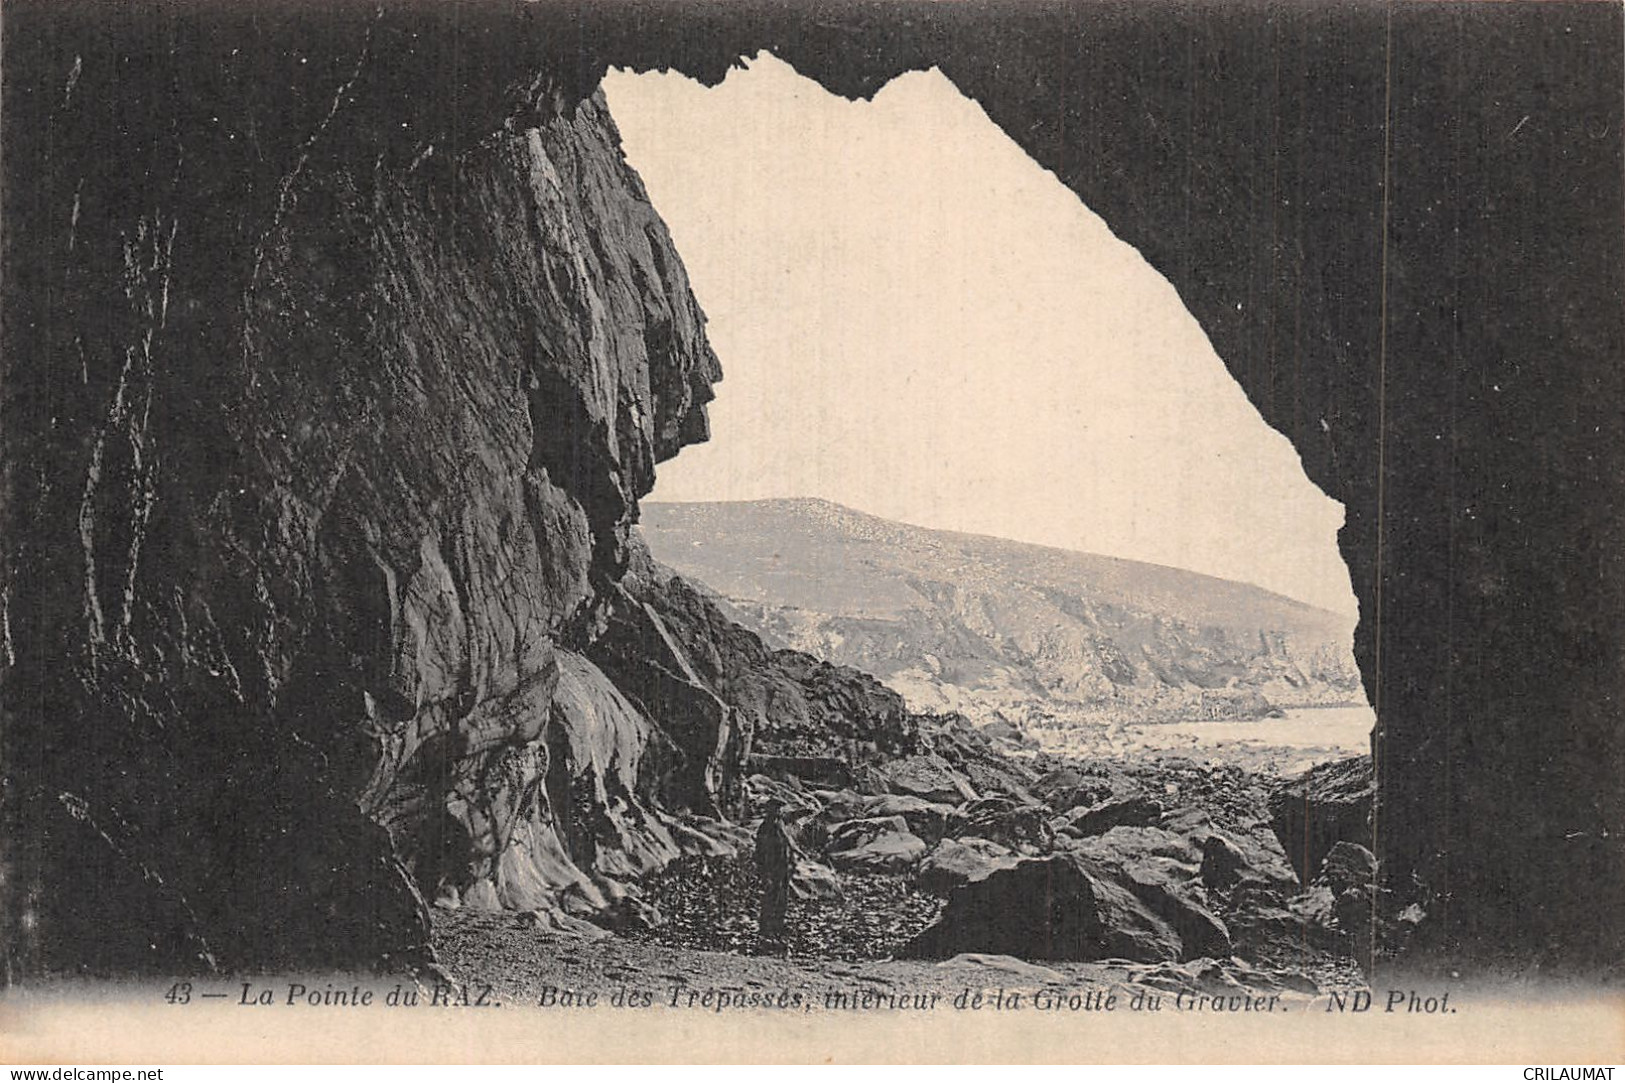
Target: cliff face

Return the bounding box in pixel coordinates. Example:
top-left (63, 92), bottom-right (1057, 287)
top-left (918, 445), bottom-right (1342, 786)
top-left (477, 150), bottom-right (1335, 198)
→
top-left (598, 540), bottom-right (922, 766)
top-left (2, 8), bottom-right (721, 972)
top-left (641, 499), bottom-right (1363, 732)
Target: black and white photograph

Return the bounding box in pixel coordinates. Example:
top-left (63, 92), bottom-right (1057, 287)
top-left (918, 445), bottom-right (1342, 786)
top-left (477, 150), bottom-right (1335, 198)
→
top-left (1, 0), bottom-right (1621, 1065)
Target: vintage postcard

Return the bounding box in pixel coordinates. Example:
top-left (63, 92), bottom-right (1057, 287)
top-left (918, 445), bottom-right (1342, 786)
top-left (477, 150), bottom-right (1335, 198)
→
top-left (1, 0), bottom-right (1621, 1065)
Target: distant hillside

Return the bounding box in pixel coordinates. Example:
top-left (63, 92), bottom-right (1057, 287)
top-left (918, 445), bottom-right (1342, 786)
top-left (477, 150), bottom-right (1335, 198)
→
top-left (638, 499), bottom-right (1364, 732)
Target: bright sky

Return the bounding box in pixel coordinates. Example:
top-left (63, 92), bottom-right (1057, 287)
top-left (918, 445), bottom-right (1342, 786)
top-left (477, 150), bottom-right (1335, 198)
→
top-left (603, 55), bottom-right (1356, 616)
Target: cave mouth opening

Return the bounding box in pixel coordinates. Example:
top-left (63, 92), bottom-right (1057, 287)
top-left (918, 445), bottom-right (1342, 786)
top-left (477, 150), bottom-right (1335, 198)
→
top-left (603, 53), bottom-right (1372, 773)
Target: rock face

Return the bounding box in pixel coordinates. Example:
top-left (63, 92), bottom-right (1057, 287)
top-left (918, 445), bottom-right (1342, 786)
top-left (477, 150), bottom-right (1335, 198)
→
top-left (597, 551), bottom-right (919, 771)
top-left (641, 499), bottom-right (1364, 732)
top-left (1269, 756), bottom-right (1374, 884)
top-left (2, 13), bottom-right (725, 971)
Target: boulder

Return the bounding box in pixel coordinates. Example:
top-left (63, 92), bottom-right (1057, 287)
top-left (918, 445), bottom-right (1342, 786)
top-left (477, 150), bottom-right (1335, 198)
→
top-left (744, 773), bottom-right (820, 817)
top-left (1159, 806), bottom-right (1216, 836)
top-left (828, 814), bottom-right (910, 852)
top-left (692, 816), bottom-right (755, 849)
top-left (462, 880), bottom-right (502, 911)
top-left (668, 819), bottom-right (737, 859)
top-left (1197, 828), bottom-right (1299, 893)
top-left (926, 720), bottom-right (1041, 802)
top-left (790, 857), bottom-right (843, 900)
top-left (1033, 766), bottom-right (1088, 809)
top-left (591, 896), bottom-right (665, 933)
top-left (916, 837), bottom-right (1018, 894)
top-left (977, 718), bottom-right (1028, 745)
top-left (1287, 884), bottom-right (1339, 934)
top-left (900, 852), bottom-right (1228, 963)
top-left (1200, 834), bottom-right (1250, 890)
top-left (1033, 764), bottom-right (1134, 813)
top-left (1062, 795), bottom-right (1165, 837)
top-left (951, 796), bottom-right (1053, 852)
top-left (885, 754), bottom-right (979, 805)
top-left (863, 794), bottom-right (957, 844)
top-left (828, 828), bottom-right (928, 873)
top-left (1069, 829), bottom-right (1231, 960)
top-left (1071, 825), bottom-right (1202, 868)
top-left (1269, 755), bottom-right (1373, 883)
top-left (1316, 841), bottom-right (1378, 896)
top-left (558, 880), bottom-right (609, 916)
top-left (745, 753), bottom-right (853, 789)
top-left (957, 751), bottom-right (1041, 805)
top-left (1315, 841), bottom-right (1382, 950)
top-left (1332, 886), bottom-right (1375, 937)
top-left (810, 788), bottom-right (871, 821)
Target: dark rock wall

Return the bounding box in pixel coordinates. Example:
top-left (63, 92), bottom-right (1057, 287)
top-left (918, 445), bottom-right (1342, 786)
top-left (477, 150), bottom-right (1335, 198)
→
top-left (2, 5), bottom-right (721, 973)
top-left (4, 0), bottom-right (1621, 975)
top-left (925, 2), bottom-right (1625, 972)
top-left (598, 547), bottom-right (920, 765)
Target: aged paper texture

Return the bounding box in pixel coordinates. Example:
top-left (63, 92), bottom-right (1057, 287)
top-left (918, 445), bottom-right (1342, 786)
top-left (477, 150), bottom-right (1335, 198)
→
top-left (2, 0), bottom-right (1621, 1065)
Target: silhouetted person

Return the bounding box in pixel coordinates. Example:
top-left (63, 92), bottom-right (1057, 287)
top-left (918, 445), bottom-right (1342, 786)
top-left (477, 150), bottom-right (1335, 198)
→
top-left (754, 799), bottom-right (796, 954)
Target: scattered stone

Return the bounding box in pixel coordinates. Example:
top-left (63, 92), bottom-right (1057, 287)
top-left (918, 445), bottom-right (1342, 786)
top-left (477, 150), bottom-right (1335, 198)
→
top-left (951, 796), bottom-right (1053, 852)
top-left (1201, 834), bottom-right (1250, 890)
top-left (1064, 795), bottom-right (1165, 836)
top-left (829, 829), bottom-right (929, 873)
top-left (916, 837), bottom-right (1018, 894)
top-left (1316, 841), bottom-right (1378, 896)
top-left (630, 854), bottom-right (943, 962)
top-left (885, 754), bottom-right (979, 805)
top-left (863, 794), bottom-right (956, 844)
top-left (828, 815), bottom-right (911, 852)
top-left (791, 858), bottom-right (843, 900)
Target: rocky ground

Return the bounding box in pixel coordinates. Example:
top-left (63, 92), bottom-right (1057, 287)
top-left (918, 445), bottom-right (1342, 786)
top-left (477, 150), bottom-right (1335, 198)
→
top-left (631, 857), bottom-right (945, 962)
top-left (430, 735), bottom-right (1379, 1005)
top-left (432, 904), bottom-right (1343, 1014)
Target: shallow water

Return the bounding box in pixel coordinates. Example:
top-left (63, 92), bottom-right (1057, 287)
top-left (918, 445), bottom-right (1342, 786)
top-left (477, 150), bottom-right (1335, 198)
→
top-left (1032, 703), bottom-right (1376, 774)
top-left (1143, 705), bottom-right (1375, 753)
